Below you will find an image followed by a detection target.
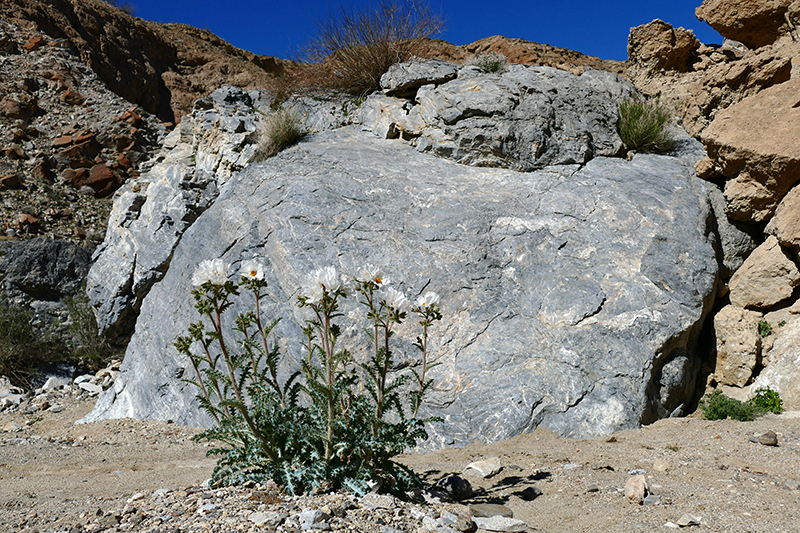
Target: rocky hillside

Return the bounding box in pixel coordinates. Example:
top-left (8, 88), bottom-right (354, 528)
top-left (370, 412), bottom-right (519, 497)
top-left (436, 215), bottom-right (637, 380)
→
top-left (626, 0), bottom-right (800, 408)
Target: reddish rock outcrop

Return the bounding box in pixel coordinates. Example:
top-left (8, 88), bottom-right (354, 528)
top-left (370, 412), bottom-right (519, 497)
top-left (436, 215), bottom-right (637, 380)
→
top-left (0, 0), bottom-right (290, 122)
top-left (414, 35), bottom-right (626, 75)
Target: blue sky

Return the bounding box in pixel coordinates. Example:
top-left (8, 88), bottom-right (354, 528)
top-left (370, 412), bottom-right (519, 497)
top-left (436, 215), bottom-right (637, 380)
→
top-left (129, 0), bottom-right (722, 62)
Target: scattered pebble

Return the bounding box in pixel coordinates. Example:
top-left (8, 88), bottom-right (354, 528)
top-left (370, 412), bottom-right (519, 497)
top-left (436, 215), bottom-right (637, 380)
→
top-left (624, 474), bottom-right (648, 504)
top-left (464, 457), bottom-right (503, 478)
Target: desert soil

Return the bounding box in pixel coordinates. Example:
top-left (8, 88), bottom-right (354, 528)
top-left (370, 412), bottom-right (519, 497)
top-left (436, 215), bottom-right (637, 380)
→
top-left (1, 395), bottom-right (799, 532)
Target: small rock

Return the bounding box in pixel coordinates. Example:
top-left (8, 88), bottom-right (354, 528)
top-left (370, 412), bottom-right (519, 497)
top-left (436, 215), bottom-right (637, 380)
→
top-left (783, 478), bottom-right (800, 491)
top-left (624, 475), bottom-right (648, 504)
top-left (643, 494), bottom-right (662, 505)
top-left (250, 510), bottom-right (288, 527)
top-left (586, 484), bottom-right (600, 493)
top-left (464, 457), bottom-right (502, 478)
top-left (758, 430), bottom-right (778, 446)
top-left (439, 474), bottom-right (473, 500)
top-left (472, 515), bottom-right (528, 532)
top-left (3, 421), bottom-right (23, 432)
top-left (628, 468), bottom-right (647, 475)
top-left (654, 458), bottom-right (670, 472)
top-left (78, 382), bottom-right (103, 395)
top-left (665, 522), bottom-right (679, 529)
top-left (516, 486), bottom-right (543, 500)
top-left (359, 493), bottom-right (396, 510)
top-left (297, 509), bottom-right (330, 530)
top-left (469, 503), bottom-right (513, 518)
top-left (676, 513), bottom-right (701, 527)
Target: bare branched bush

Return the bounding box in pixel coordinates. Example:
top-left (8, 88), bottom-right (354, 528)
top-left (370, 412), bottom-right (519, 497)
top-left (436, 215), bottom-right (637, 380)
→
top-left (300, 0), bottom-right (445, 95)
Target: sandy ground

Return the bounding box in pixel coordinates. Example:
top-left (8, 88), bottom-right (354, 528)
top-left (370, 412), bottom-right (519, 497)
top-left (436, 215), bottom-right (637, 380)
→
top-left (1, 396), bottom-right (799, 532)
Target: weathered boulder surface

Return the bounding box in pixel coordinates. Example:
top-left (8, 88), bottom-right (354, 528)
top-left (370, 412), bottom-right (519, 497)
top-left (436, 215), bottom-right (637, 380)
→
top-left (86, 86), bottom-right (355, 344)
top-left (81, 127), bottom-right (718, 445)
top-left (712, 305), bottom-right (762, 387)
top-left (696, 0), bottom-right (793, 49)
top-left (627, 19), bottom-right (700, 72)
top-left (361, 64), bottom-right (635, 171)
top-left (728, 235), bottom-right (800, 309)
top-left (380, 58), bottom-right (458, 98)
top-left (0, 238), bottom-right (90, 301)
top-left (0, 238), bottom-right (91, 340)
top-left (699, 80), bottom-right (800, 223)
top-left (707, 186), bottom-right (758, 281)
top-left (750, 316), bottom-right (800, 409)
top-left (766, 183), bottom-right (800, 249)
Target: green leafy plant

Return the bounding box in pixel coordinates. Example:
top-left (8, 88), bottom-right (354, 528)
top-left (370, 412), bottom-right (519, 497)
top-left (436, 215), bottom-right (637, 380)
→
top-left (300, 0), bottom-right (445, 95)
top-left (699, 388), bottom-right (785, 421)
top-left (617, 98), bottom-right (675, 154)
top-left (254, 107), bottom-right (305, 161)
top-left (750, 387), bottom-right (784, 414)
top-left (758, 320), bottom-right (773, 338)
top-left (175, 260), bottom-right (442, 496)
top-left (466, 52), bottom-right (508, 74)
top-left (700, 390), bottom-right (761, 422)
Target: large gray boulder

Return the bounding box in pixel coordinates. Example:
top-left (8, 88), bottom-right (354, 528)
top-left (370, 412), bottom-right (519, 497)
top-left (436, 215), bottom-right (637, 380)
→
top-left (81, 127), bottom-right (718, 445)
top-left (360, 65), bottom-right (635, 171)
top-left (86, 86), bottom-right (356, 344)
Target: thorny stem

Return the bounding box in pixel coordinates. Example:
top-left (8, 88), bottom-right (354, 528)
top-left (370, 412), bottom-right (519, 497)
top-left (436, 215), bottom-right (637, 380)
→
top-left (209, 293), bottom-right (275, 462)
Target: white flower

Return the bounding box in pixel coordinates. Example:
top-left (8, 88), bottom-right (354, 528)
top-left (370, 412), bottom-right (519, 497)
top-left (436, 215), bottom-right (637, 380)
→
top-left (379, 287), bottom-right (409, 311)
top-left (192, 258), bottom-right (228, 287)
top-left (301, 266), bottom-right (342, 304)
top-left (355, 264), bottom-right (388, 287)
top-left (240, 259), bottom-right (265, 281)
top-left (416, 291), bottom-right (440, 308)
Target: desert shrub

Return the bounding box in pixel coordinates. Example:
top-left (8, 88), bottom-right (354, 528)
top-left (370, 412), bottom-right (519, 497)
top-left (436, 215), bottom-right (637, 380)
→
top-left (254, 107), bottom-right (305, 161)
top-left (750, 387), bottom-right (784, 414)
top-left (466, 52), bottom-right (508, 74)
top-left (0, 296), bottom-right (64, 387)
top-left (617, 98), bottom-right (675, 154)
top-left (175, 260), bottom-right (442, 496)
top-left (700, 390), bottom-right (762, 421)
top-left (758, 320), bottom-right (773, 337)
top-left (300, 0), bottom-right (445, 95)
top-left (65, 291), bottom-right (117, 370)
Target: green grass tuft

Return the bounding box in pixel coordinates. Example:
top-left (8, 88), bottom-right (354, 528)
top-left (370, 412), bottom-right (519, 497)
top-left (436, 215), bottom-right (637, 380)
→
top-left (617, 98), bottom-right (675, 154)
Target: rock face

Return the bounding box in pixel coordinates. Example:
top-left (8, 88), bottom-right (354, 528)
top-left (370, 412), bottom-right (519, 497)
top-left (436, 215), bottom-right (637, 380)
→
top-left (0, 238), bottom-right (91, 340)
top-left (696, 0), bottom-right (793, 49)
top-left (712, 305), bottom-right (762, 387)
top-left (627, 20), bottom-right (792, 138)
top-left (728, 236), bottom-right (800, 309)
top-left (0, 0), bottom-right (290, 123)
top-left (751, 316), bottom-right (800, 409)
top-left (766, 183), bottom-right (800, 249)
top-left (85, 86), bottom-right (355, 344)
top-left (361, 62), bottom-right (635, 171)
top-left (627, 20), bottom-right (700, 72)
top-left (81, 126), bottom-right (718, 445)
top-left (699, 80), bottom-right (800, 223)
